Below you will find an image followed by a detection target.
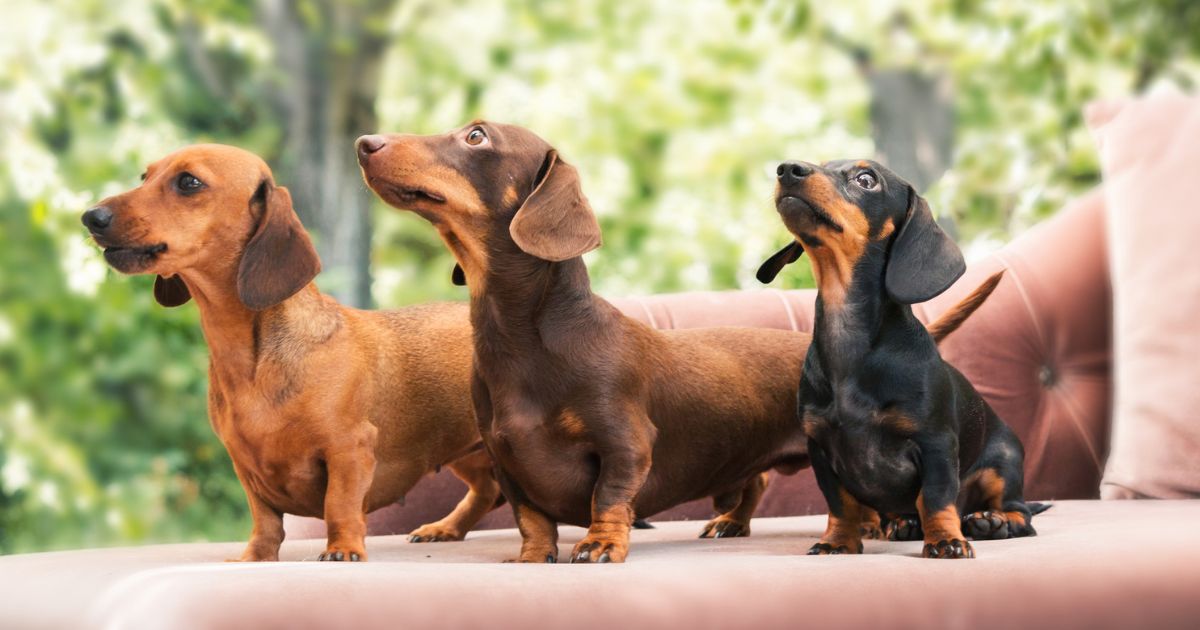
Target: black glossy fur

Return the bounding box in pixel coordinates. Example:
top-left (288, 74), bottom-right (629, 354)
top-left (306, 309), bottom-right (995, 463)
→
top-left (759, 159), bottom-right (1046, 559)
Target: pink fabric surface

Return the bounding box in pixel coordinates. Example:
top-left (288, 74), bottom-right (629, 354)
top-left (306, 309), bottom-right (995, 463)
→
top-left (1089, 95), bottom-right (1200, 499)
top-left (3, 501), bottom-right (1197, 630)
top-left (286, 192), bottom-right (1112, 540)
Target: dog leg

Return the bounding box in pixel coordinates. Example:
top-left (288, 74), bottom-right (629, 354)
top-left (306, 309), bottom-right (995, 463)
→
top-left (228, 463), bottom-right (285, 562)
top-left (410, 449), bottom-right (502, 543)
top-left (507, 503), bottom-right (560, 563)
top-left (916, 435), bottom-right (973, 559)
top-left (807, 442), bottom-right (866, 555)
top-left (570, 409), bottom-right (654, 564)
top-left (859, 508), bottom-right (885, 540)
top-left (962, 421), bottom-right (1038, 540)
top-left (319, 437), bottom-right (377, 562)
top-left (699, 472), bottom-right (769, 539)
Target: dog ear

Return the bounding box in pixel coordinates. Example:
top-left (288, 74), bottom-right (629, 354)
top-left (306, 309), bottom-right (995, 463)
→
top-left (153, 274), bottom-right (191, 307)
top-left (510, 150), bottom-right (601, 261)
top-left (756, 241), bottom-right (805, 284)
top-left (884, 189), bottom-right (965, 304)
top-left (451, 263), bottom-right (466, 286)
top-left (237, 181), bottom-right (321, 311)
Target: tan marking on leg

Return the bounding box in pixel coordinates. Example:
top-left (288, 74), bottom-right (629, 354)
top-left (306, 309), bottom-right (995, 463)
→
top-left (511, 503), bottom-right (559, 563)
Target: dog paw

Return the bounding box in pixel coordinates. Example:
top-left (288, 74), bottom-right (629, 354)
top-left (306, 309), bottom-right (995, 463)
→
top-left (570, 534), bottom-right (628, 563)
top-left (859, 522), bottom-right (884, 540)
top-left (962, 510), bottom-right (1013, 540)
top-left (922, 538), bottom-right (974, 559)
top-left (884, 515), bottom-right (923, 541)
top-left (318, 544), bottom-right (366, 562)
top-left (699, 516), bottom-right (750, 539)
top-left (806, 541), bottom-right (863, 555)
top-left (408, 522), bottom-right (464, 543)
top-left (503, 547), bottom-right (558, 564)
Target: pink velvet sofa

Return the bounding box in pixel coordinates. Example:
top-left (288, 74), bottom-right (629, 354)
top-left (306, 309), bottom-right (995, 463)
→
top-left (3, 189), bottom-right (1198, 629)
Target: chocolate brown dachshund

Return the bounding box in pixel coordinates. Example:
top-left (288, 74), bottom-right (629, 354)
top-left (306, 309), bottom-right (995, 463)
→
top-left (356, 123), bottom-right (998, 563)
top-left (81, 145), bottom-right (500, 562)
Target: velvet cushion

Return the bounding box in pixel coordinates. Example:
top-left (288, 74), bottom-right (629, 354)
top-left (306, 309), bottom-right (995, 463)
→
top-left (1088, 94), bottom-right (1200, 499)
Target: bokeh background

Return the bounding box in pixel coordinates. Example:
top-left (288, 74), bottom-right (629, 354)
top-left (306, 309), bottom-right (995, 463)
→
top-left (2, 0), bottom-right (1198, 554)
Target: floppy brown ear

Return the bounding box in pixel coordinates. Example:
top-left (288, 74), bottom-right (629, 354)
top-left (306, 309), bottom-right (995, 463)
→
top-left (756, 241), bottom-right (804, 284)
top-left (153, 274), bottom-right (191, 307)
top-left (237, 181), bottom-right (321, 310)
top-left (451, 263), bottom-right (466, 286)
top-left (884, 189), bottom-right (965, 304)
top-left (510, 150), bottom-right (601, 261)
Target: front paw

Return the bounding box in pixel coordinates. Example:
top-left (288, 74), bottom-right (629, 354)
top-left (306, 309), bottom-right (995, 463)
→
top-left (318, 543), bottom-right (366, 562)
top-left (922, 538), bottom-right (974, 559)
top-left (570, 534), bottom-right (628, 563)
top-left (699, 516), bottom-right (750, 539)
top-left (807, 540), bottom-right (863, 555)
top-left (408, 522), bottom-right (464, 543)
top-left (504, 546), bottom-right (558, 564)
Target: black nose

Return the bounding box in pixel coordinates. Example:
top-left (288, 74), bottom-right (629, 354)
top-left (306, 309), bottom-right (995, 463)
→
top-left (82, 206), bottom-right (113, 232)
top-left (777, 161), bottom-right (813, 186)
top-left (356, 135), bottom-right (386, 162)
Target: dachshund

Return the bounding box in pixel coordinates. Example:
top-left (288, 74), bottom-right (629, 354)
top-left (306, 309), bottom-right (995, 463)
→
top-left (356, 123), bottom-right (1000, 563)
top-left (81, 145), bottom-right (501, 562)
top-left (757, 159), bottom-right (1047, 559)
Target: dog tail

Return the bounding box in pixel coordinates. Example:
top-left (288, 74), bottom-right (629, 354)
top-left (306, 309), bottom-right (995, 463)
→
top-left (928, 270), bottom-right (1005, 344)
top-left (1027, 502), bottom-right (1052, 516)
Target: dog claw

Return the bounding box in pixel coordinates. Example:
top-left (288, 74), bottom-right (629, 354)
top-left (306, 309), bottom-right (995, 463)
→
top-left (922, 538), bottom-right (974, 559)
top-left (807, 542), bottom-right (861, 555)
top-left (546, 553), bottom-right (557, 564)
top-left (598, 552), bottom-right (611, 563)
top-left (409, 535), bottom-right (423, 543)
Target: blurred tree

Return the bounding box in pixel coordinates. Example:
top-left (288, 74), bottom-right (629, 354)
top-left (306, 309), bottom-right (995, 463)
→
top-left (256, 0), bottom-right (395, 307)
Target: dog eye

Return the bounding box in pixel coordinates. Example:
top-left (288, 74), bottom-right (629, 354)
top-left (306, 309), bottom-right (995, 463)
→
top-left (465, 127), bottom-right (488, 146)
top-left (854, 172), bottom-right (878, 189)
top-left (175, 172), bottom-right (205, 195)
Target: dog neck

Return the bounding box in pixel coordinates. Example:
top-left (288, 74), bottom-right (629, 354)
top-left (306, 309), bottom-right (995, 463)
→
top-left (177, 264), bottom-right (337, 386)
top-left (809, 243), bottom-right (919, 380)
top-left (462, 225), bottom-right (599, 363)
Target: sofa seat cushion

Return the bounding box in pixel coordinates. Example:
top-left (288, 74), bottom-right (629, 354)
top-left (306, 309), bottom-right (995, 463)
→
top-left (2, 501), bottom-right (1196, 629)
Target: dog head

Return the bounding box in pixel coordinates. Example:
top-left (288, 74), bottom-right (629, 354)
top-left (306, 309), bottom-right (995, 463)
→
top-left (758, 159), bottom-right (964, 305)
top-left (356, 121), bottom-right (600, 286)
top-left (81, 144), bottom-right (320, 309)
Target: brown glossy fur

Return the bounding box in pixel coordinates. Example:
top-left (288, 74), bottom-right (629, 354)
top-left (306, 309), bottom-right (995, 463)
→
top-left (82, 145), bottom-right (499, 562)
top-left (358, 123), bottom-right (813, 563)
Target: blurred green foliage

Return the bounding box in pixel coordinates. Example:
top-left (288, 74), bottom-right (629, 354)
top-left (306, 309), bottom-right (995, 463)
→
top-left (1, 0), bottom-right (1197, 553)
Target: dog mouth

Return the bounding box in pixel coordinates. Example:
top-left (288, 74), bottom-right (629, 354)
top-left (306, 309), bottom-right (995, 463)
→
top-left (777, 195), bottom-right (843, 233)
top-left (101, 242), bottom-right (168, 273)
top-left (388, 184), bottom-right (446, 206)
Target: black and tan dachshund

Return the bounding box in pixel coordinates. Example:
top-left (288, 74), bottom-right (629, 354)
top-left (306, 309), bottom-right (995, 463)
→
top-left (758, 159), bottom-right (1047, 559)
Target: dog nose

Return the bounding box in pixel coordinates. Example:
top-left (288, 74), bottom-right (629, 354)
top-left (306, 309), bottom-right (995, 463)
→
top-left (776, 161), bottom-right (814, 186)
top-left (82, 206), bottom-right (114, 232)
top-left (356, 135), bottom-right (386, 161)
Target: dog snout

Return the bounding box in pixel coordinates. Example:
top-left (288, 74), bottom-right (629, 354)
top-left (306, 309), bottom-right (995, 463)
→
top-left (776, 162), bottom-right (814, 187)
top-left (82, 205), bottom-right (114, 232)
top-left (356, 135), bottom-right (386, 164)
